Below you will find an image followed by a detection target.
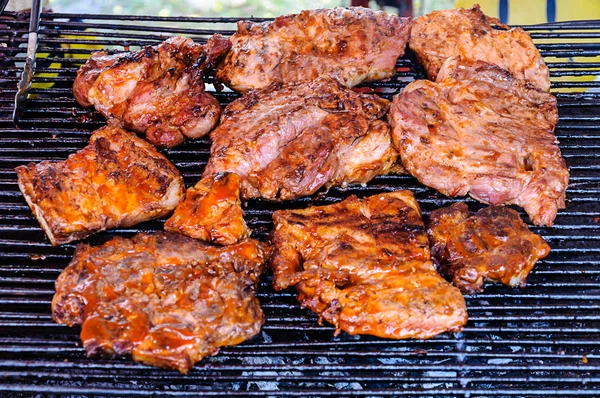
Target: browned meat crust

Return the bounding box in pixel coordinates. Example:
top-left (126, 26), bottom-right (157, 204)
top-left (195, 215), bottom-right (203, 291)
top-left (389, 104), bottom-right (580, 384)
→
top-left (73, 35), bottom-right (231, 148)
top-left (270, 191), bottom-right (468, 339)
top-left (427, 202), bottom-right (551, 294)
top-left (409, 5), bottom-right (550, 91)
top-left (205, 78), bottom-right (396, 200)
top-left (216, 7), bottom-right (411, 92)
top-left (52, 232), bottom-right (270, 373)
top-left (169, 77), bottom-right (397, 244)
top-left (388, 58), bottom-right (568, 226)
top-left (15, 126), bottom-right (185, 246)
top-left (164, 173), bottom-right (250, 245)
top-left (72, 51), bottom-right (122, 107)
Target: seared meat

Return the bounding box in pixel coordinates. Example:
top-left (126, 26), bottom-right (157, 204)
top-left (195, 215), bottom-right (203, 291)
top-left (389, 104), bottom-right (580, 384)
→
top-left (167, 78), bottom-right (397, 244)
top-left (216, 7), bottom-right (411, 92)
top-left (388, 58), bottom-right (569, 226)
top-left (271, 191), bottom-right (468, 339)
top-left (52, 232), bottom-right (269, 373)
top-left (409, 5), bottom-right (550, 91)
top-left (72, 51), bottom-right (122, 107)
top-left (164, 173), bottom-right (250, 246)
top-left (15, 126), bottom-right (185, 246)
top-left (204, 78), bottom-right (396, 200)
top-left (427, 202), bottom-right (550, 294)
top-left (73, 35), bottom-right (231, 148)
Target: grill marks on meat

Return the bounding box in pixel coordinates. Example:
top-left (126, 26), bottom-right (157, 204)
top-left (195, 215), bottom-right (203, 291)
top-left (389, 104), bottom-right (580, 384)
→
top-left (73, 35), bottom-right (231, 148)
top-left (15, 126), bottom-right (185, 246)
top-left (427, 202), bottom-right (550, 294)
top-left (270, 191), bottom-right (468, 339)
top-left (164, 173), bottom-right (250, 245)
top-left (216, 7), bottom-right (411, 92)
top-left (388, 59), bottom-right (568, 226)
top-left (52, 232), bottom-right (270, 373)
top-left (73, 51), bottom-right (122, 108)
top-left (245, 113), bottom-right (396, 200)
top-left (409, 5), bottom-right (550, 91)
top-left (205, 78), bottom-right (396, 200)
top-left (168, 78), bottom-right (397, 244)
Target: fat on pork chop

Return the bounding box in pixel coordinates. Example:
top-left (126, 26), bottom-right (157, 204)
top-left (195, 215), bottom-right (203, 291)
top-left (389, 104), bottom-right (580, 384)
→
top-left (52, 232), bottom-right (270, 373)
top-left (409, 5), bottom-right (550, 91)
top-left (428, 202), bottom-right (550, 294)
top-left (216, 7), bottom-right (411, 92)
top-left (388, 58), bottom-right (568, 226)
top-left (166, 78), bottom-right (398, 244)
top-left (73, 35), bottom-right (231, 148)
top-left (270, 191), bottom-right (468, 339)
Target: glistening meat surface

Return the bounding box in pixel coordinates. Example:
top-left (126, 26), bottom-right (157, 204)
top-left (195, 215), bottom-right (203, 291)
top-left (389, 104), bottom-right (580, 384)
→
top-left (73, 35), bottom-right (230, 148)
top-left (165, 173), bottom-right (250, 246)
top-left (52, 232), bottom-right (270, 373)
top-left (270, 191), bottom-right (468, 339)
top-left (15, 126), bottom-right (184, 246)
top-left (428, 202), bottom-right (551, 294)
top-left (204, 78), bottom-right (396, 200)
top-left (388, 58), bottom-right (568, 226)
top-left (167, 78), bottom-right (398, 243)
top-left (216, 7), bottom-right (411, 92)
top-left (409, 5), bottom-right (550, 91)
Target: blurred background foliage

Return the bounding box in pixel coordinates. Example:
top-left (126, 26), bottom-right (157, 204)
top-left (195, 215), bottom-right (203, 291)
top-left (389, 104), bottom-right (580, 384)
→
top-left (46, 0), bottom-right (456, 17)
top-left (43, 0), bottom-right (600, 24)
top-left (48, 0), bottom-right (346, 17)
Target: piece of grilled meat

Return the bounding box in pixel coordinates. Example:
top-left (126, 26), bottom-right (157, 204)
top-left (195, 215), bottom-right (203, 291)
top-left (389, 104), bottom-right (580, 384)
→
top-left (164, 173), bottom-right (250, 246)
top-left (52, 232), bottom-right (270, 373)
top-left (388, 58), bottom-right (568, 226)
top-left (73, 35), bottom-right (231, 148)
top-left (206, 78), bottom-right (397, 200)
top-left (166, 77), bottom-right (398, 243)
top-left (216, 7), bottom-right (411, 92)
top-left (15, 126), bottom-right (185, 246)
top-left (271, 191), bottom-right (468, 339)
top-left (409, 5), bottom-right (550, 91)
top-left (428, 202), bottom-right (550, 294)
top-left (73, 51), bottom-right (122, 108)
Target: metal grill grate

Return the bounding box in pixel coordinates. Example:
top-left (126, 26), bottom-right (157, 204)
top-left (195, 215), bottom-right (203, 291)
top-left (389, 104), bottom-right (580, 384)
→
top-left (0, 10), bottom-right (599, 397)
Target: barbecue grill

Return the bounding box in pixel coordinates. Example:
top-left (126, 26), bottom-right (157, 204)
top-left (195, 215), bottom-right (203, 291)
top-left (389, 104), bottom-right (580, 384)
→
top-left (0, 9), bottom-right (599, 397)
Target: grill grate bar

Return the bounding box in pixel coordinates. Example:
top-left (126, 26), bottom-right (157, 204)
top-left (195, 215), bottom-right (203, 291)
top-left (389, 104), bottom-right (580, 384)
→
top-left (0, 359), bottom-right (599, 372)
top-left (0, 386), bottom-right (593, 397)
top-left (1, 371), bottom-right (600, 385)
top-left (36, 20), bottom-right (235, 36)
top-left (14, 33), bottom-right (600, 49)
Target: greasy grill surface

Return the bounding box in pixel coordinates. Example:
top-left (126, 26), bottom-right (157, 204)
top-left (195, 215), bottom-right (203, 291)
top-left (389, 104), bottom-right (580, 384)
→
top-left (0, 10), bottom-right (599, 397)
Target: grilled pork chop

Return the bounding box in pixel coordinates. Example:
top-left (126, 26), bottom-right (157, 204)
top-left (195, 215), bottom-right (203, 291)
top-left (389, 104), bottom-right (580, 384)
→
top-left (428, 202), bottom-right (550, 294)
top-left (271, 191), bottom-right (468, 339)
top-left (15, 126), bottom-right (184, 246)
top-left (388, 58), bottom-right (568, 226)
top-left (409, 5), bottom-right (550, 91)
top-left (52, 232), bottom-right (269, 373)
top-left (166, 78), bottom-right (398, 243)
top-left (164, 173), bottom-right (250, 246)
top-left (216, 7), bottom-right (411, 92)
top-left (72, 51), bottom-right (122, 108)
top-left (73, 35), bottom-right (231, 148)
